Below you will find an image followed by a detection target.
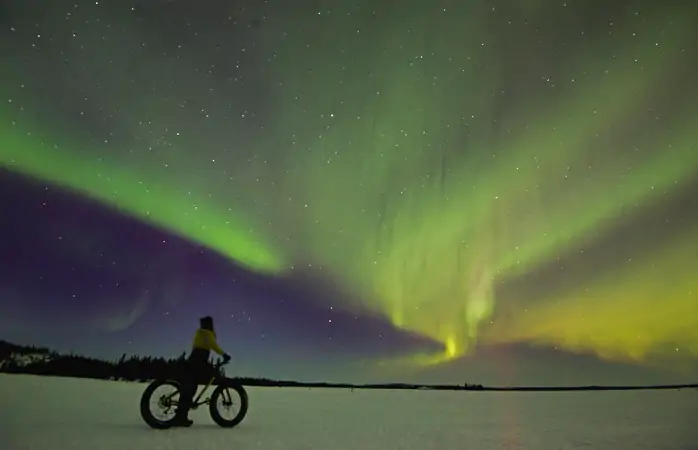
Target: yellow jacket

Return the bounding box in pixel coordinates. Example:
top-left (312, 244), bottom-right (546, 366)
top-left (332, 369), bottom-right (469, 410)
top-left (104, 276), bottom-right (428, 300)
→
top-left (192, 328), bottom-right (225, 356)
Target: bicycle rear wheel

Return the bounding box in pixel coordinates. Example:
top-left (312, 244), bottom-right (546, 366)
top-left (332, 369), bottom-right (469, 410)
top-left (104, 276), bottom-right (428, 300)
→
top-left (209, 381), bottom-right (248, 428)
top-left (140, 379), bottom-right (181, 429)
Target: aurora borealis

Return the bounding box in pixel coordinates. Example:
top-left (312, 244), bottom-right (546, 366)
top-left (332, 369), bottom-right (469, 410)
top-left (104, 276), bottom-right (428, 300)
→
top-left (1, 0), bottom-right (697, 383)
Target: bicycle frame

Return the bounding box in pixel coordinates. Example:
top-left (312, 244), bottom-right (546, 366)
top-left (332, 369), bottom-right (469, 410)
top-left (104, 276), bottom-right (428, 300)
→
top-left (192, 375), bottom-right (217, 408)
top-left (163, 361), bottom-right (229, 408)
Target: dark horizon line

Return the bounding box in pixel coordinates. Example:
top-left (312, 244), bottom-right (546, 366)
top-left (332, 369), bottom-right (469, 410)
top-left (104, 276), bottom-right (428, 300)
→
top-left (1, 338), bottom-right (696, 392)
top-left (260, 380), bottom-right (698, 392)
top-left (7, 372), bottom-right (697, 393)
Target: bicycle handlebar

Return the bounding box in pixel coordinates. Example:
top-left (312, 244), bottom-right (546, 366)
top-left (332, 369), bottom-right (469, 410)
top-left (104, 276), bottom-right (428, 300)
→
top-left (214, 357), bottom-right (231, 368)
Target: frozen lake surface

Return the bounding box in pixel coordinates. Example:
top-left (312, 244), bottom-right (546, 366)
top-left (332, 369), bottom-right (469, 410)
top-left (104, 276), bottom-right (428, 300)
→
top-left (1, 374), bottom-right (696, 449)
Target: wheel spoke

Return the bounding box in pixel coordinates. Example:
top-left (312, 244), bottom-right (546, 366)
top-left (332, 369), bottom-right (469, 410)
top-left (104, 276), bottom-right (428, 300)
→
top-left (216, 389), bottom-right (240, 419)
top-left (149, 384), bottom-right (180, 421)
top-left (209, 384), bottom-right (248, 427)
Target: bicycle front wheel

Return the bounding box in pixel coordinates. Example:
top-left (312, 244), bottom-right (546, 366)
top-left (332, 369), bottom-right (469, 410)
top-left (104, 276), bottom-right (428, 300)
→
top-left (209, 381), bottom-right (248, 428)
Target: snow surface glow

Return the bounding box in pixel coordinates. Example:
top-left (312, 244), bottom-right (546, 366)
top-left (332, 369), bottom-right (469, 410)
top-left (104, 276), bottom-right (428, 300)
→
top-left (1, 374), bottom-right (696, 450)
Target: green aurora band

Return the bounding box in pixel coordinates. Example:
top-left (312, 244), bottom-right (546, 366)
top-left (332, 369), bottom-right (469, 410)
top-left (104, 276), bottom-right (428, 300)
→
top-left (2, 4), bottom-right (697, 366)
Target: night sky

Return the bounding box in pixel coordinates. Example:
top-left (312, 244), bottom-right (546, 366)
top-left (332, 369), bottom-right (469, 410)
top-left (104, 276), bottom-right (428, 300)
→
top-left (1, 0), bottom-right (697, 385)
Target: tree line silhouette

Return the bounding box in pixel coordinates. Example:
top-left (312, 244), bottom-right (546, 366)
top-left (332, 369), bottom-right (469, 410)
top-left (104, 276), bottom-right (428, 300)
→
top-left (3, 339), bottom-right (696, 392)
top-left (0, 339), bottom-right (485, 390)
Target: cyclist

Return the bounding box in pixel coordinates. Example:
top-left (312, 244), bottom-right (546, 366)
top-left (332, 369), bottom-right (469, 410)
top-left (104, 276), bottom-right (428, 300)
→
top-left (173, 315), bottom-right (231, 427)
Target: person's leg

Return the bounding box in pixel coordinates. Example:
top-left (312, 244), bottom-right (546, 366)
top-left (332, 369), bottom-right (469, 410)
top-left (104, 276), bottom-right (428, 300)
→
top-left (203, 362), bottom-right (217, 382)
top-left (174, 365), bottom-right (197, 424)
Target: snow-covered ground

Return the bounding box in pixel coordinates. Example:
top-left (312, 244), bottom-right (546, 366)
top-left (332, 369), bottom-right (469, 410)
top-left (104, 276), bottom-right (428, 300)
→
top-left (1, 374), bottom-right (696, 450)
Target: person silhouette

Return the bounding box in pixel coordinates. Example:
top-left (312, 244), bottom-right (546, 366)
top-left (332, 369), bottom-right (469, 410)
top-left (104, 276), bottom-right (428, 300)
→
top-left (173, 316), bottom-right (230, 427)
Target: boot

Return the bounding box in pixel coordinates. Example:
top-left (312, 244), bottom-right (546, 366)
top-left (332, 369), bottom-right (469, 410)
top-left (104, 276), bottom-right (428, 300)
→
top-left (171, 408), bottom-right (194, 427)
top-left (171, 416), bottom-right (194, 427)
top-left (172, 403), bottom-right (194, 427)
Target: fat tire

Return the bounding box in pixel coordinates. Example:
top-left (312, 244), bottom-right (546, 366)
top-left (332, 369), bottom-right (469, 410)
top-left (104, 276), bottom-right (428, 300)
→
top-left (140, 379), bottom-right (181, 429)
top-left (209, 381), bottom-right (249, 428)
